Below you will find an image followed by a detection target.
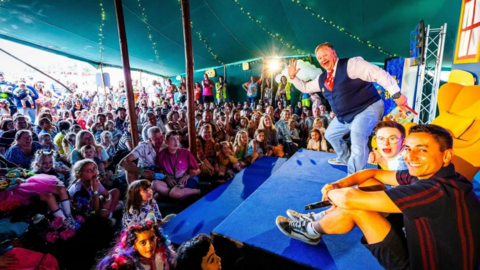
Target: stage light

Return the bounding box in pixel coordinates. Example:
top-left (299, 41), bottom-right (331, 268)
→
top-left (269, 59), bottom-right (280, 71)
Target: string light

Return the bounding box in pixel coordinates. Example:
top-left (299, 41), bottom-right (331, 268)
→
top-left (232, 0), bottom-right (306, 55)
top-left (137, 0), bottom-right (166, 74)
top-left (191, 22), bottom-right (225, 65)
top-left (291, 0), bottom-right (397, 57)
top-left (98, 0), bottom-right (106, 64)
top-left (176, 0), bottom-right (224, 65)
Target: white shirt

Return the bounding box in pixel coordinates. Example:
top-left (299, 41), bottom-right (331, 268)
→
top-left (292, 57), bottom-right (400, 96)
top-left (130, 141), bottom-right (158, 168)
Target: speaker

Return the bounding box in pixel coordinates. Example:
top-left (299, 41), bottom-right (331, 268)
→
top-left (96, 73), bottom-right (111, 87)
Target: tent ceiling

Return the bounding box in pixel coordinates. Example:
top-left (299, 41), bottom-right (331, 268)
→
top-left (0, 0), bottom-right (460, 77)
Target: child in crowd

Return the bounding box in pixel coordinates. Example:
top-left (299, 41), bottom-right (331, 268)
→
top-left (75, 111), bottom-right (87, 129)
top-left (0, 99), bottom-right (10, 116)
top-left (216, 141), bottom-right (241, 182)
top-left (368, 121), bottom-right (408, 170)
top-left (288, 119), bottom-right (300, 141)
top-left (30, 150), bottom-right (69, 183)
top-left (238, 116), bottom-right (249, 131)
top-left (38, 117), bottom-right (57, 138)
top-left (80, 145), bottom-right (112, 186)
top-left (13, 82), bottom-right (35, 109)
top-left (233, 130), bottom-right (250, 169)
top-left (247, 129), bottom-right (267, 163)
top-left (122, 180), bottom-right (163, 228)
top-left (312, 117), bottom-right (326, 134)
top-left (91, 122), bottom-right (105, 144)
top-left (307, 129), bottom-right (328, 152)
top-left (173, 234), bottom-right (222, 270)
top-left (39, 133), bottom-right (59, 151)
top-left (161, 101), bottom-right (170, 123)
top-left (294, 102), bottom-right (302, 115)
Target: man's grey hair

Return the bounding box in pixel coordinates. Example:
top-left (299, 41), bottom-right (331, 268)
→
top-left (148, 126), bottom-right (162, 138)
top-left (315, 42), bottom-right (335, 54)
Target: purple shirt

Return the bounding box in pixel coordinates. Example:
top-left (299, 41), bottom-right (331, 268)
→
top-left (157, 148), bottom-right (199, 179)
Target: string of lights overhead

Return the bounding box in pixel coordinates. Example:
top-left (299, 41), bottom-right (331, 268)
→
top-left (291, 0), bottom-right (397, 57)
top-left (190, 22), bottom-right (225, 65)
top-left (98, 1), bottom-right (106, 64)
top-left (231, 0), bottom-right (306, 55)
top-left (136, 0), bottom-right (166, 74)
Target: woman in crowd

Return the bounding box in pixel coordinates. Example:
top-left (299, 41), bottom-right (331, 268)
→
top-left (70, 130), bottom-right (109, 165)
top-left (5, 130), bottom-right (43, 169)
top-left (0, 118), bottom-right (13, 137)
top-left (275, 109), bottom-right (298, 156)
top-left (257, 114), bottom-right (278, 149)
top-left (71, 98), bottom-right (84, 119)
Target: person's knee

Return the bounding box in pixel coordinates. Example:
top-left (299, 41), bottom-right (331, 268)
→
top-left (40, 193), bottom-right (55, 202)
top-left (169, 188), bottom-right (183, 199)
top-left (110, 189), bottom-right (120, 198)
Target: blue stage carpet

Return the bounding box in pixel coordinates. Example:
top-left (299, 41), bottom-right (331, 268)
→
top-left (162, 156), bottom-right (286, 245)
top-left (213, 149), bottom-right (383, 270)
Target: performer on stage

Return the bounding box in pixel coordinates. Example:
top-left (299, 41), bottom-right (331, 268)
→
top-left (287, 42), bottom-right (408, 174)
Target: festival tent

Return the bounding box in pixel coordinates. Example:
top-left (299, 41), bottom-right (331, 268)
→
top-left (0, 0), bottom-right (461, 101)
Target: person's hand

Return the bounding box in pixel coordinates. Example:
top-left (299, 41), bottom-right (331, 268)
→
top-left (287, 59), bottom-right (301, 80)
top-left (166, 179), bottom-right (177, 188)
top-left (178, 175), bottom-right (189, 186)
top-left (142, 170), bottom-right (155, 179)
top-left (393, 93), bottom-right (408, 111)
top-left (368, 148), bottom-right (382, 164)
top-left (0, 254), bottom-right (18, 267)
top-left (91, 176), bottom-right (100, 192)
top-left (321, 182), bottom-right (342, 202)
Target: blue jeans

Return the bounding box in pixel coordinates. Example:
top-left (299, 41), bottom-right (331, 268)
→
top-left (325, 99), bottom-right (384, 175)
top-left (18, 107), bottom-right (36, 124)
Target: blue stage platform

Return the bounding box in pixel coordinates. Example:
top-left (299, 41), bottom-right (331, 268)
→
top-left (212, 150), bottom-right (383, 270)
top-left (162, 156), bottom-right (287, 245)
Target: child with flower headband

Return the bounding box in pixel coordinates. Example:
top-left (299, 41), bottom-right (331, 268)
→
top-left (122, 180), bottom-right (164, 228)
top-left (114, 219), bottom-right (175, 270)
top-left (31, 150), bottom-right (69, 183)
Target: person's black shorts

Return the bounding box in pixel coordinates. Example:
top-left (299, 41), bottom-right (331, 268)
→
top-left (179, 94), bottom-right (187, 103)
top-left (204, 95), bottom-right (214, 103)
top-left (362, 214), bottom-right (410, 270)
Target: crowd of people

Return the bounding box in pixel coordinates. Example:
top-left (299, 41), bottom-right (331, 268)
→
top-left (0, 42), bottom-right (478, 270)
top-left (0, 68), bottom-right (338, 270)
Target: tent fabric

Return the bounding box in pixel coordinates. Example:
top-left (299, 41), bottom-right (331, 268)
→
top-left (0, 0), bottom-right (460, 77)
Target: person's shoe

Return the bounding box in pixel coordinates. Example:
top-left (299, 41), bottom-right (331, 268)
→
top-left (161, 214), bottom-right (176, 223)
top-left (328, 158), bottom-right (347, 166)
top-left (286, 209), bottom-right (316, 223)
top-left (275, 216), bottom-right (321, 245)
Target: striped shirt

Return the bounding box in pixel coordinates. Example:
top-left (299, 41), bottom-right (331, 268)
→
top-left (385, 164), bottom-right (480, 270)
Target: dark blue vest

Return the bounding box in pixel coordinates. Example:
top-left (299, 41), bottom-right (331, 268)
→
top-left (317, 58), bottom-right (380, 123)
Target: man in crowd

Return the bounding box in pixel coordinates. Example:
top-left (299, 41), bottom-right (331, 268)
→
top-left (142, 111), bottom-right (166, 141)
top-left (288, 42), bottom-right (408, 174)
top-left (0, 72), bottom-right (17, 115)
top-left (13, 81), bottom-right (38, 123)
top-left (114, 107), bottom-right (127, 130)
top-left (277, 124), bottom-right (480, 269)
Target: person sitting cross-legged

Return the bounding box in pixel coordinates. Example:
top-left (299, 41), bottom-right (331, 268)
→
top-left (276, 124), bottom-right (480, 270)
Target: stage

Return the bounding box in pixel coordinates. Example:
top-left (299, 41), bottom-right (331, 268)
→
top-left (163, 149), bottom-right (480, 269)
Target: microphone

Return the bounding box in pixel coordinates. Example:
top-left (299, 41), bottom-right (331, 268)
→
top-left (305, 200), bottom-right (332, 210)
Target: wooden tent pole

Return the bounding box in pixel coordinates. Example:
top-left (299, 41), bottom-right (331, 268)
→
top-left (113, 0), bottom-right (139, 147)
top-left (180, 0), bottom-right (197, 156)
top-left (0, 48), bottom-right (73, 93)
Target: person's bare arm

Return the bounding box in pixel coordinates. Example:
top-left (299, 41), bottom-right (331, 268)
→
top-left (328, 188), bottom-right (401, 213)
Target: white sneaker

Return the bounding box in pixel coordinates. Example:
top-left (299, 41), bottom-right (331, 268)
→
top-left (286, 209), bottom-right (316, 223)
top-left (328, 158), bottom-right (347, 166)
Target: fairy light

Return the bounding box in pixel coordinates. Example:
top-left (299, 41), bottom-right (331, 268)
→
top-left (191, 22), bottom-right (225, 65)
top-left (291, 0), bottom-right (397, 57)
top-left (98, 0), bottom-right (106, 63)
top-left (137, 0), bottom-right (166, 74)
top-left (232, 0), bottom-right (305, 55)
top-left (177, 0), bottom-right (224, 65)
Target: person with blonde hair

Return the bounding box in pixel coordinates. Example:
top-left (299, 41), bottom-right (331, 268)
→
top-left (70, 130), bottom-right (109, 165)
